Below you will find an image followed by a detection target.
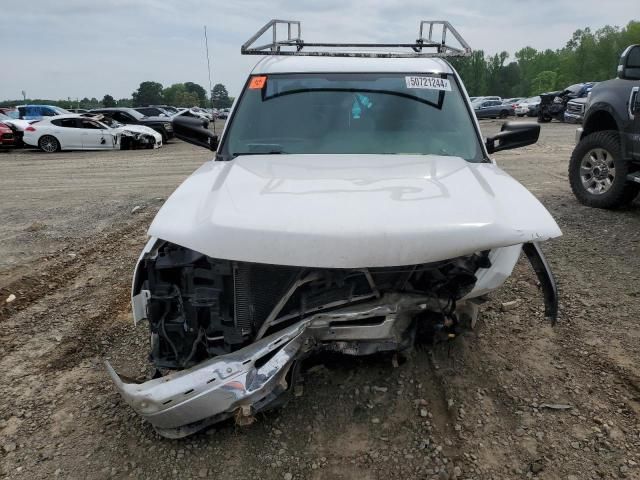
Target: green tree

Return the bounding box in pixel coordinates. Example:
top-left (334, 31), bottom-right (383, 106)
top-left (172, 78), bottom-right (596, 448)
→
top-left (162, 83), bottom-right (185, 106)
top-left (184, 82), bottom-right (207, 107)
top-left (132, 81), bottom-right (163, 107)
top-left (102, 94), bottom-right (116, 107)
top-left (533, 71), bottom-right (558, 92)
top-left (212, 83), bottom-right (232, 108)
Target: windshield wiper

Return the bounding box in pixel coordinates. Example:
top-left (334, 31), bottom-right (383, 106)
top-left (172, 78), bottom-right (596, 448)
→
top-left (231, 151), bottom-right (287, 159)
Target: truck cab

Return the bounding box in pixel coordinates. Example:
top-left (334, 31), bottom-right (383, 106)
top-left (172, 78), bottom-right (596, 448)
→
top-left (570, 44), bottom-right (640, 208)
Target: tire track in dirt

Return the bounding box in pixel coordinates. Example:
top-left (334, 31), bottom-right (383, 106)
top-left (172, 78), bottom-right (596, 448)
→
top-left (0, 212), bottom-right (155, 371)
top-left (0, 213), bottom-right (153, 325)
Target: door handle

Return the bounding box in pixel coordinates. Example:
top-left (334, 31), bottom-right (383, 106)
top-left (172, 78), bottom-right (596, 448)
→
top-left (630, 86), bottom-right (639, 120)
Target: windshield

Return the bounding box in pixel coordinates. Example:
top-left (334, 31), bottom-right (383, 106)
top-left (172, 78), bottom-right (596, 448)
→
top-left (222, 73), bottom-right (483, 162)
top-left (100, 117), bottom-right (124, 128)
top-left (122, 109), bottom-right (145, 120)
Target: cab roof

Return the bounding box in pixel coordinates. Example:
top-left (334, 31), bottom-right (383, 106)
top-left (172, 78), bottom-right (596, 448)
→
top-left (251, 55), bottom-right (453, 75)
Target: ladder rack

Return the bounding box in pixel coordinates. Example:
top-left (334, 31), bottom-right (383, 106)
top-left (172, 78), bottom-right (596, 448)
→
top-left (241, 19), bottom-right (472, 58)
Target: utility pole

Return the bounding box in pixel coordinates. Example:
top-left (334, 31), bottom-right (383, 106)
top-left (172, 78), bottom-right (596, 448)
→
top-left (204, 25), bottom-right (215, 133)
top-left (21, 90), bottom-right (26, 102)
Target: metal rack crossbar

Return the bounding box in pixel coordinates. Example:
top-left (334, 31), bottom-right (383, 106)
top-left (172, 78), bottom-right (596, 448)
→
top-left (241, 19), bottom-right (471, 58)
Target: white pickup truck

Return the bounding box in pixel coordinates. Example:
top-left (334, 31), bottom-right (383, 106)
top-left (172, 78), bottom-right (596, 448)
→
top-left (107, 20), bottom-right (562, 438)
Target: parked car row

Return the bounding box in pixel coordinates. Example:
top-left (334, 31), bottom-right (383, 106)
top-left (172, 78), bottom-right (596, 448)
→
top-left (0, 101), bottom-right (232, 153)
top-left (538, 82), bottom-right (597, 123)
top-left (471, 97), bottom-right (516, 119)
top-left (470, 81), bottom-right (595, 123)
top-left (22, 114), bottom-right (163, 152)
top-left (0, 105), bottom-right (175, 152)
top-left (515, 96), bottom-right (541, 117)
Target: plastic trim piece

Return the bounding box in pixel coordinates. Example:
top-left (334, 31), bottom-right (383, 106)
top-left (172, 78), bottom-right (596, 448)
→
top-left (522, 242), bottom-right (558, 325)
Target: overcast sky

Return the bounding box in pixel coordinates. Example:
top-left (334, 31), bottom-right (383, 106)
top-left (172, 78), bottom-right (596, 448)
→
top-left (1, 0), bottom-right (636, 101)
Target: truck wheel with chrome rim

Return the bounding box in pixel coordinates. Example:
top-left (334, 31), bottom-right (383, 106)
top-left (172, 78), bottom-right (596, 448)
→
top-left (569, 131), bottom-right (639, 208)
top-left (38, 135), bottom-right (60, 153)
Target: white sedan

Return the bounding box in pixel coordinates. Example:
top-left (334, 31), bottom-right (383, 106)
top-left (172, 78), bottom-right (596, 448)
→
top-left (23, 114), bottom-right (162, 152)
top-left (515, 96), bottom-right (541, 117)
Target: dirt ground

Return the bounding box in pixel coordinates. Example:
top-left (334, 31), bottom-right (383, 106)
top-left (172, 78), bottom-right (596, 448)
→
top-left (1, 119), bottom-right (639, 480)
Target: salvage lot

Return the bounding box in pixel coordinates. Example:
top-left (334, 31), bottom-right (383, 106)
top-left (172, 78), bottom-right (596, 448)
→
top-left (1, 121), bottom-right (640, 480)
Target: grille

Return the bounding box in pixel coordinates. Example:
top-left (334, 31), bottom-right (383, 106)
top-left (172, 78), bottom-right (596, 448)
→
top-left (566, 102), bottom-right (584, 115)
top-left (1, 133), bottom-right (13, 140)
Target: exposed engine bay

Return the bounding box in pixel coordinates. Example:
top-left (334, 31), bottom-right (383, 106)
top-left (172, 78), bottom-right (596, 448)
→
top-left (107, 239), bottom-right (556, 438)
top-left (119, 130), bottom-right (159, 150)
top-left (138, 241), bottom-right (489, 370)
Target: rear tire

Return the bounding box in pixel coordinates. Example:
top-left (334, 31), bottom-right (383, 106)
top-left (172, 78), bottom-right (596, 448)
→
top-left (38, 135), bottom-right (60, 153)
top-left (499, 110), bottom-right (509, 119)
top-left (569, 131), bottom-right (639, 209)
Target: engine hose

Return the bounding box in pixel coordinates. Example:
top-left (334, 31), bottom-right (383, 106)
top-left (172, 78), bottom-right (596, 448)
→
top-left (181, 328), bottom-right (205, 368)
top-left (159, 302), bottom-right (180, 362)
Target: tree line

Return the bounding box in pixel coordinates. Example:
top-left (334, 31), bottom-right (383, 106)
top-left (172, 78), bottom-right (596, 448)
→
top-left (450, 20), bottom-right (640, 98)
top-left (0, 81), bottom-right (233, 110)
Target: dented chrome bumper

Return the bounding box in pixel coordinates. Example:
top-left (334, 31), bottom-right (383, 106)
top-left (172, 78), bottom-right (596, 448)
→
top-left (106, 294), bottom-right (432, 438)
top-left (106, 320), bottom-right (307, 438)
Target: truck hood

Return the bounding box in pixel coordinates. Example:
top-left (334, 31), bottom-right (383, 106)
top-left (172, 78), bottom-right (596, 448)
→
top-left (148, 154), bottom-right (561, 268)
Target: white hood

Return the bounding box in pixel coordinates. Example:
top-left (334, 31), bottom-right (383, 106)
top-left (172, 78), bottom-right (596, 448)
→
top-left (148, 154), bottom-right (561, 268)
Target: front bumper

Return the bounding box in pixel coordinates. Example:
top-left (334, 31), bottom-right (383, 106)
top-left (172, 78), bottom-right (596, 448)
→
top-left (564, 112), bottom-right (583, 124)
top-left (107, 320), bottom-right (307, 438)
top-left (107, 294), bottom-right (431, 438)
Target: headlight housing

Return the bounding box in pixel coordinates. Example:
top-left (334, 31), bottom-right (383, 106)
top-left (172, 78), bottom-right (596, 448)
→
top-left (585, 91), bottom-right (592, 112)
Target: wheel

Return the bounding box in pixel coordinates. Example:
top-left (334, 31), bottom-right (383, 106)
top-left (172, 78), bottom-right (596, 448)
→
top-left (499, 110), bottom-right (509, 119)
top-left (538, 113), bottom-right (552, 123)
top-left (38, 135), bottom-right (60, 153)
top-left (569, 131), bottom-right (639, 209)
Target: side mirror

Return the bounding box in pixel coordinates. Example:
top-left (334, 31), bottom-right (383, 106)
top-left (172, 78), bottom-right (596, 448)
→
top-left (485, 122), bottom-right (540, 154)
top-left (172, 116), bottom-right (218, 151)
top-left (617, 44), bottom-right (640, 80)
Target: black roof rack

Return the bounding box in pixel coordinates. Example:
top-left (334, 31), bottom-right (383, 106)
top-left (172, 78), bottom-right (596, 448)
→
top-left (241, 19), bottom-right (472, 58)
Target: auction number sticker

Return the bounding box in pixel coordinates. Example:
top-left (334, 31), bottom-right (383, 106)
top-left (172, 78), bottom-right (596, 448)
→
top-left (405, 76), bottom-right (451, 91)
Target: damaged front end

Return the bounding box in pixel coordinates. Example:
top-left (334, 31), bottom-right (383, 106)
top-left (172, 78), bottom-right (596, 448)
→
top-left (107, 239), bottom-right (557, 438)
top-left (119, 130), bottom-right (161, 150)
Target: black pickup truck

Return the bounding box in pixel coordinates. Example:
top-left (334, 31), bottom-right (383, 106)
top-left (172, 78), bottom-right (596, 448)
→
top-left (569, 45), bottom-right (640, 208)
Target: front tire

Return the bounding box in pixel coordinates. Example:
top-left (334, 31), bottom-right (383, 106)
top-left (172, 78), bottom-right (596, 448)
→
top-left (538, 113), bottom-right (552, 123)
top-left (569, 131), bottom-right (639, 209)
top-left (39, 135), bottom-right (60, 153)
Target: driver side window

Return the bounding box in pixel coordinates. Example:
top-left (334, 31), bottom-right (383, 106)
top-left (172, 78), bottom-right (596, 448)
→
top-left (81, 119), bottom-right (102, 129)
top-left (52, 118), bottom-right (78, 128)
top-left (112, 112), bottom-right (131, 123)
